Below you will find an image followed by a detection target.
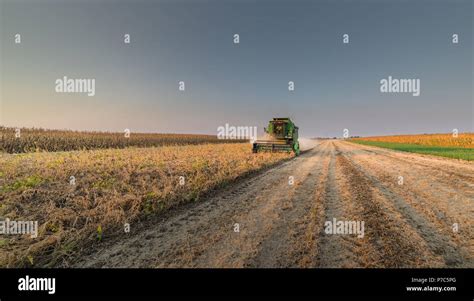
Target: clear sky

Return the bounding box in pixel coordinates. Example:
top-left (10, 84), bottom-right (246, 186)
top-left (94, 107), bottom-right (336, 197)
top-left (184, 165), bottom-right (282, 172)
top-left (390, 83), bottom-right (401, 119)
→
top-left (1, 0), bottom-right (472, 137)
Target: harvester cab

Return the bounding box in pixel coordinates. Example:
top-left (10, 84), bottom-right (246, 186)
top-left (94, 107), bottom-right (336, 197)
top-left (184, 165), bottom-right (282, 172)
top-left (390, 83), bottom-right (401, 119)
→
top-left (252, 118), bottom-right (300, 155)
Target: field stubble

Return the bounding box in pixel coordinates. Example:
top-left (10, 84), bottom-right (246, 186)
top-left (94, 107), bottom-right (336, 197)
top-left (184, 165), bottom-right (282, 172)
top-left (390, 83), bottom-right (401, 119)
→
top-left (0, 143), bottom-right (291, 267)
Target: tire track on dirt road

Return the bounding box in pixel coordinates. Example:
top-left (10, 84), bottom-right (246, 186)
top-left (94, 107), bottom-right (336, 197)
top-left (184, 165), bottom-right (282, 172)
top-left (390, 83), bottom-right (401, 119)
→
top-left (315, 142), bottom-right (364, 267)
top-left (336, 150), bottom-right (440, 267)
top-left (189, 142), bottom-right (329, 268)
top-left (336, 141), bottom-right (469, 267)
top-left (338, 141), bottom-right (473, 267)
top-left (245, 142), bottom-right (330, 267)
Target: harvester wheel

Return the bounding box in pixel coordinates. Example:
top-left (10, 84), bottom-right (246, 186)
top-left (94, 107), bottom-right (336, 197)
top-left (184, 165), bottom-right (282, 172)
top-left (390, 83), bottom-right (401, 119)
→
top-left (293, 142), bottom-right (300, 156)
top-left (252, 143), bottom-right (258, 153)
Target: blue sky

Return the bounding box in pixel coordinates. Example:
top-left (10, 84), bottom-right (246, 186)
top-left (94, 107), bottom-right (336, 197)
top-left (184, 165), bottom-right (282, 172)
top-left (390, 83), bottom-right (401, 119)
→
top-left (1, 0), bottom-right (472, 137)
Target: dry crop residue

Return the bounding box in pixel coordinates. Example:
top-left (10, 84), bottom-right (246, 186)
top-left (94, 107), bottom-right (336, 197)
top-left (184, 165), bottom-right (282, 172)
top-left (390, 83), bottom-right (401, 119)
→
top-left (76, 140), bottom-right (473, 268)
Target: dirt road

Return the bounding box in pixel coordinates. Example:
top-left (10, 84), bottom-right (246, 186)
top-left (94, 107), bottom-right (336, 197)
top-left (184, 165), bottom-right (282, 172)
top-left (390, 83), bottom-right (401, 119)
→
top-left (76, 140), bottom-right (474, 268)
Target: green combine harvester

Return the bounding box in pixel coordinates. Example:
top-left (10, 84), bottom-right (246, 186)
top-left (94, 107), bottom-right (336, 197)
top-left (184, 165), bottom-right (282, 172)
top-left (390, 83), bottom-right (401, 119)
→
top-left (252, 118), bottom-right (300, 155)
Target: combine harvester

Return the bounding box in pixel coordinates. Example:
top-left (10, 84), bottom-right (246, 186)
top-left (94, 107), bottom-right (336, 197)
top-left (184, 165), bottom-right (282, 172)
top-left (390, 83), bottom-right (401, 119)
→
top-left (252, 118), bottom-right (300, 155)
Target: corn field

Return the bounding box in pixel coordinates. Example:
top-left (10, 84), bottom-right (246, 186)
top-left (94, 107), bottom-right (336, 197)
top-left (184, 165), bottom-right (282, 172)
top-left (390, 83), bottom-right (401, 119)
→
top-left (352, 133), bottom-right (474, 148)
top-left (0, 127), bottom-right (243, 153)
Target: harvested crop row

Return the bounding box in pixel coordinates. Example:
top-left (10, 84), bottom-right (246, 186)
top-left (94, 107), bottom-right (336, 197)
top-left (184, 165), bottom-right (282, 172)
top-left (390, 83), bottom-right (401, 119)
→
top-left (0, 143), bottom-right (292, 267)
